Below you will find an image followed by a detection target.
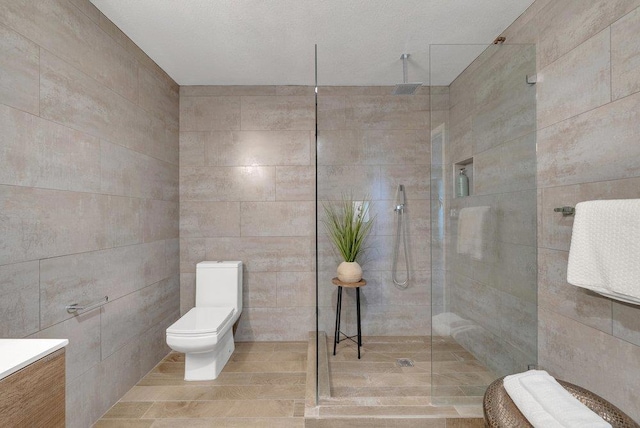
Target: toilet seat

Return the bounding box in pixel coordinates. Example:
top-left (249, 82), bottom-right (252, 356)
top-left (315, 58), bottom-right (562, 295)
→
top-left (167, 307), bottom-right (234, 337)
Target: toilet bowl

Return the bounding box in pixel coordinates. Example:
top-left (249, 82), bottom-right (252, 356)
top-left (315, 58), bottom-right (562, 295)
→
top-left (166, 261), bottom-right (242, 381)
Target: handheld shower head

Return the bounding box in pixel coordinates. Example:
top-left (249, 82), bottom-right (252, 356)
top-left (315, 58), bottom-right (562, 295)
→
top-left (394, 184), bottom-right (406, 213)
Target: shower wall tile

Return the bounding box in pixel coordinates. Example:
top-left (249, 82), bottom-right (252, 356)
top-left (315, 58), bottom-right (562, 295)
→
top-left (538, 92), bottom-right (640, 188)
top-left (538, 248), bottom-right (613, 333)
top-left (0, 261), bottom-right (39, 338)
top-left (275, 166), bottom-right (315, 201)
top-left (0, 0), bottom-right (138, 102)
top-left (180, 201), bottom-right (241, 238)
top-left (537, 28), bottom-right (611, 129)
top-left (473, 133), bottom-right (536, 195)
top-left (179, 96), bottom-right (241, 131)
top-left (0, 23), bottom-right (39, 114)
top-left (317, 130), bottom-right (360, 164)
top-left (612, 302), bottom-right (640, 346)
top-left (240, 201), bottom-right (314, 237)
top-left (317, 165), bottom-right (381, 200)
top-left (539, 308), bottom-right (640, 421)
top-left (241, 96), bottom-right (315, 131)
top-left (0, 104), bottom-right (101, 192)
top-left (611, 6), bottom-right (640, 100)
top-left (180, 166), bottom-right (276, 201)
top-left (317, 96), bottom-right (347, 130)
top-left (535, 0), bottom-right (639, 69)
top-left (379, 165), bottom-right (431, 200)
top-left (210, 131), bottom-right (312, 166)
top-left (540, 176), bottom-right (640, 252)
top-left (345, 95), bottom-right (429, 130)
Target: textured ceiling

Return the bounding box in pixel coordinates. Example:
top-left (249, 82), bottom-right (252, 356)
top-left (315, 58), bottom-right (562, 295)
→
top-left (90, 0), bottom-right (534, 86)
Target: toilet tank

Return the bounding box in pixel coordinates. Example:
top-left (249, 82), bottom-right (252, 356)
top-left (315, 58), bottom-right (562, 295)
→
top-left (196, 261), bottom-right (242, 314)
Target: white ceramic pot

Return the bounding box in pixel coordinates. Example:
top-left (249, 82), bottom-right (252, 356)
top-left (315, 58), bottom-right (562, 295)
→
top-left (337, 261), bottom-right (363, 283)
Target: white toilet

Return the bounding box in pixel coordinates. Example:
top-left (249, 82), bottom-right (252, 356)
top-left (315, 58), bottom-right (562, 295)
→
top-left (166, 261), bottom-right (242, 381)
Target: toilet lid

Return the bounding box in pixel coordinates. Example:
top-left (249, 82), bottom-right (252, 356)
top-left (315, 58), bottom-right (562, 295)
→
top-left (166, 307), bottom-right (234, 335)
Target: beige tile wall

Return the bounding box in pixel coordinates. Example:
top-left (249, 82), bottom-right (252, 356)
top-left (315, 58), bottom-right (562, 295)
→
top-left (0, 1), bottom-right (179, 427)
top-left (501, 0), bottom-right (640, 420)
top-left (445, 43), bottom-right (538, 377)
top-left (179, 86), bottom-right (316, 341)
top-left (317, 86), bottom-right (432, 337)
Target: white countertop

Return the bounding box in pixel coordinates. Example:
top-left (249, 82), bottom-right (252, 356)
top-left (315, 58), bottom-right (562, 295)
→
top-left (0, 339), bottom-right (69, 380)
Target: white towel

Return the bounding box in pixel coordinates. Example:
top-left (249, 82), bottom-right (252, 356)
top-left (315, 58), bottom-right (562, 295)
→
top-left (567, 199), bottom-right (640, 305)
top-left (456, 206), bottom-right (495, 261)
top-left (503, 370), bottom-right (611, 428)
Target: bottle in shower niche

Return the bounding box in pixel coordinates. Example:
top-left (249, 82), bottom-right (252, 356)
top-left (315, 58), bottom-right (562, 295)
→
top-left (456, 168), bottom-right (469, 197)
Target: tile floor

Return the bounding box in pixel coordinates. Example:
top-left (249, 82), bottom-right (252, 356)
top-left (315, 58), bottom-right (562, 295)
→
top-left (95, 342), bottom-right (308, 427)
top-left (95, 337), bottom-right (489, 427)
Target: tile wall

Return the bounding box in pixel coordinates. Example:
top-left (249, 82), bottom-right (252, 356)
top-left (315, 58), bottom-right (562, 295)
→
top-left (179, 86), bottom-right (316, 341)
top-left (317, 86), bottom-right (431, 337)
top-left (502, 0), bottom-right (640, 420)
top-left (0, 0), bottom-right (179, 426)
top-left (445, 43), bottom-right (538, 376)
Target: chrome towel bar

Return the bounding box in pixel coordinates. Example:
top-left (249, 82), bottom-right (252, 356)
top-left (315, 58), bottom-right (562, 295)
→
top-left (66, 296), bottom-right (109, 314)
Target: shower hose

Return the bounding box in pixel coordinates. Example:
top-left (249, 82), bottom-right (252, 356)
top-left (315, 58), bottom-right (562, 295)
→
top-left (392, 204), bottom-right (410, 288)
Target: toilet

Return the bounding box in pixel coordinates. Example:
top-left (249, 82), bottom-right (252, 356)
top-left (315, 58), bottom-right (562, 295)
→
top-left (166, 261), bottom-right (242, 381)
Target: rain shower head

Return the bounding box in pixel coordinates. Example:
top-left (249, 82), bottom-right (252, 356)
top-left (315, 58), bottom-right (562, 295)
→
top-left (392, 54), bottom-right (422, 95)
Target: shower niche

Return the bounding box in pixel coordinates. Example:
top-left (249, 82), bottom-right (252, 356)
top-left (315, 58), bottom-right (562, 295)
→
top-left (454, 158), bottom-right (473, 198)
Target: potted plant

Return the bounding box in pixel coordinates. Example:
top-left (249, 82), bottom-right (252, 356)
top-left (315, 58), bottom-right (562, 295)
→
top-left (322, 195), bottom-right (374, 283)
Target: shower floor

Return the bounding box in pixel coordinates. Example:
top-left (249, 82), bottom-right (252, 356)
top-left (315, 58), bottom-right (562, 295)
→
top-left (317, 335), bottom-right (494, 418)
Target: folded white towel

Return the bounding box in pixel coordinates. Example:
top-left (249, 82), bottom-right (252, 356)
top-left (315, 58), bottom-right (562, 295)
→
top-left (457, 206), bottom-right (495, 261)
top-left (503, 370), bottom-right (611, 428)
top-left (567, 199), bottom-right (640, 305)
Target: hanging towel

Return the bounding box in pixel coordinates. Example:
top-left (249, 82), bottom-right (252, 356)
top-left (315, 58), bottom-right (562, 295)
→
top-left (567, 199), bottom-right (640, 305)
top-left (457, 206), bottom-right (495, 261)
top-left (503, 370), bottom-right (611, 428)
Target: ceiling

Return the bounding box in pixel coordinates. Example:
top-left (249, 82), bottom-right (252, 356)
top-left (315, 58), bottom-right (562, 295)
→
top-left (91, 0), bottom-right (534, 86)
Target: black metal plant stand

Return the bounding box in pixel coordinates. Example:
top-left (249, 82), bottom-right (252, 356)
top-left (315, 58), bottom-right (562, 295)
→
top-left (332, 277), bottom-right (366, 359)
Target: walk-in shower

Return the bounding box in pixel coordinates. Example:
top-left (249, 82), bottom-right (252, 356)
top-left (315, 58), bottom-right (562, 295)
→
top-left (315, 41), bottom-right (537, 416)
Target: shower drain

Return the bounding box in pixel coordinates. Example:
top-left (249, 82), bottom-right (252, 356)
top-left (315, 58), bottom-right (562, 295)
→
top-left (396, 358), bottom-right (414, 368)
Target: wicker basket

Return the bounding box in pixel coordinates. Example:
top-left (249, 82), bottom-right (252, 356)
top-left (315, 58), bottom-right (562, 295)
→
top-left (483, 376), bottom-right (639, 428)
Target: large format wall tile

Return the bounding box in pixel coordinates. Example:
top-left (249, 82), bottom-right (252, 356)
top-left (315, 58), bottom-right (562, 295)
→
top-left (40, 50), bottom-right (139, 148)
top-left (0, 0), bottom-right (138, 101)
top-left (180, 96), bottom-right (241, 131)
top-left (275, 166), bottom-right (314, 201)
top-left (537, 28), bottom-right (611, 129)
top-left (0, 261), bottom-right (39, 337)
top-left (180, 166), bottom-right (276, 201)
top-left (0, 185), bottom-right (141, 265)
top-left (240, 202), bottom-right (314, 237)
top-left (535, 0), bottom-right (639, 69)
top-left (180, 201), bottom-right (241, 237)
top-left (0, 23), bottom-right (39, 114)
top-left (39, 242), bottom-right (165, 328)
top-left (539, 309), bottom-right (640, 421)
top-left (0, 104), bottom-right (101, 192)
top-left (538, 91), bottom-right (640, 188)
top-left (240, 96), bottom-right (314, 131)
top-left (611, 6), bottom-right (640, 100)
top-left (210, 131), bottom-right (312, 166)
